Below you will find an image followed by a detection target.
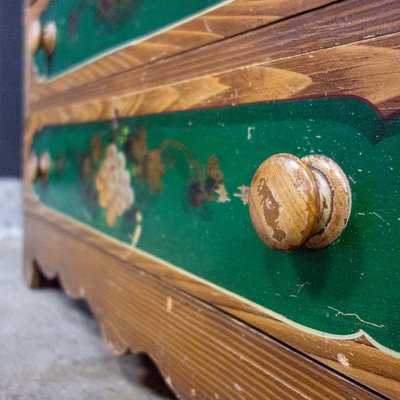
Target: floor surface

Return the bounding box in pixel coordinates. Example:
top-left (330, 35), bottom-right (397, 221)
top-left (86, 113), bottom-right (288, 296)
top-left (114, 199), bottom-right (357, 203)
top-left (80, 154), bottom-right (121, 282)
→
top-left (0, 238), bottom-right (176, 400)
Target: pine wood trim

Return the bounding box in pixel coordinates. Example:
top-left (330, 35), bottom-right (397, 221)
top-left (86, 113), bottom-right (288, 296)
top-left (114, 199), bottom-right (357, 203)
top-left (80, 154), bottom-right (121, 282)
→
top-left (24, 197), bottom-right (386, 400)
top-left (23, 195), bottom-right (400, 399)
top-left (26, 32), bottom-right (400, 130)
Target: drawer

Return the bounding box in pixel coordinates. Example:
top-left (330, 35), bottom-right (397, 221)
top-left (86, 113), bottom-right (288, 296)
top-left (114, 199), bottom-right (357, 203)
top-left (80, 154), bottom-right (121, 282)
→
top-left (32, 0), bottom-right (226, 78)
top-left (26, 0), bottom-right (337, 100)
top-left (29, 97), bottom-right (400, 355)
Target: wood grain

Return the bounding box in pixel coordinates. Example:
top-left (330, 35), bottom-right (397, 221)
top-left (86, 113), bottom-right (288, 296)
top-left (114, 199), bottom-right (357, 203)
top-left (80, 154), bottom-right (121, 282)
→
top-left (24, 198), bottom-right (384, 400)
top-left (27, 0), bottom-right (400, 125)
top-left (248, 154), bottom-right (351, 251)
top-left (26, 0), bottom-right (336, 105)
top-left (249, 154), bottom-right (321, 251)
top-left (24, 195), bottom-right (400, 399)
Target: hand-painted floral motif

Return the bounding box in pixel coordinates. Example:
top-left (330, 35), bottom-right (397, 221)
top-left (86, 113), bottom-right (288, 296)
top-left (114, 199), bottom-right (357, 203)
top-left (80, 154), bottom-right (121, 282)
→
top-left (68, 0), bottom-right (135, 38)
top-left (125, 127), bottom-right (225, 205)
top-left (142, 148), bottom-right (164, 193)
top-left (33, 122), bottom-right (227, 240)
top-left (96, 0), bottom-right (134, 25)
top-left (95, 144), bottom-right (134, 227)
top-left (215, 183), bottom-right (231, 203)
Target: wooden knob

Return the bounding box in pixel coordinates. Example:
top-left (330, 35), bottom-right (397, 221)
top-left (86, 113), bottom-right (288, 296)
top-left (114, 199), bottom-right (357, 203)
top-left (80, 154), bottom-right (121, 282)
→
top-left (249, 154), bottom-right (351, 252)
top-left (28, 20), bottom-right (41, 54)
top-left (28, 20), bottom-right (57, 56)
top-left (41, 22), bottom-right (57, 56)
top-left (38, 152), bottom-right (51, 182)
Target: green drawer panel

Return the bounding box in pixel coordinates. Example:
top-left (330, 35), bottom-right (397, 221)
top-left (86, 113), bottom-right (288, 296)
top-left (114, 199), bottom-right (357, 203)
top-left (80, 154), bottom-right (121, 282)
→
top-left (35, 0), bottom-right (227, 78)
top-left (30, 98), bottom-right (400, 354)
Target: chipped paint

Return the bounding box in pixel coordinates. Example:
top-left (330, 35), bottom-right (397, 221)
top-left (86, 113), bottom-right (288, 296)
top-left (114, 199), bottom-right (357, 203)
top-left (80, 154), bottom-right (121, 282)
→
top-left (131, 211), bottom-right (143, 246)
top-left (328, 307), bottom-right (385, 329)
top-left (233, 185), bottom-right (250, 205)
top-left (247, 126), bottom-right (254, 140)
top-left (297, 282), bottom-right (311, 293)
top-left (165, 376), bottom-right (173, 388)
top-left (166, 296), bottom-right (173, 313)
top-left (233, 382), bottom-right (244, 392)
top-left (215, 184), bottom-right (231, 203)
top-left (337, 353), bottom-right (350, 368)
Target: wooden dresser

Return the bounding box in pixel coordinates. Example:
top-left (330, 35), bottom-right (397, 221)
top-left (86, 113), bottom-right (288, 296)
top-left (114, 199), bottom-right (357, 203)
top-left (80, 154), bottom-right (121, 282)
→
top-left (24, 1), bottom-right (400, 398)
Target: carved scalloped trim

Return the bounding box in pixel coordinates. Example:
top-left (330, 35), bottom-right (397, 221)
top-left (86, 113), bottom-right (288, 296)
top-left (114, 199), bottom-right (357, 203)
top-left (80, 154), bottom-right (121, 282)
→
top-left (100, 322), bottom-right (130, 356)
top-left (24, 257), bottom-right (178, 396)
top-left (24, 199), bottom-right (400, 397)
top-left (24, 248), bottom-right (384, 399)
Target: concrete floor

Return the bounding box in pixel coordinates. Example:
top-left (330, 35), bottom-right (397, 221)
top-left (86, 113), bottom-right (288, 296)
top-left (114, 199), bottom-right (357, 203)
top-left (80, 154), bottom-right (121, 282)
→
top-left (0, 238), bottom-right (176, 400)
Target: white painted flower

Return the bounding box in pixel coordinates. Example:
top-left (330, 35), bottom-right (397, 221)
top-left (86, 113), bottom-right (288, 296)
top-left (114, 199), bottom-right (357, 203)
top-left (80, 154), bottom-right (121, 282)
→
top-left (95, 144), bottom-right (134, 227)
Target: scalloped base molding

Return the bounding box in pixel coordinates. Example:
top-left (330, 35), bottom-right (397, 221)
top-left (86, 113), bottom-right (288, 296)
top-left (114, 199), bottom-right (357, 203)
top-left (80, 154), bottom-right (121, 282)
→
top-left (23, 201), bottom-right (387, 400)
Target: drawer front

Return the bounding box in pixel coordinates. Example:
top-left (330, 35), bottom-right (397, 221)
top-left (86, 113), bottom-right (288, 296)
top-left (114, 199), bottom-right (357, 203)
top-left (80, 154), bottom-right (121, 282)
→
top-left (33, 0), bottom-right (226, 78)
top-left (29, 97), bottom-right (400, 355)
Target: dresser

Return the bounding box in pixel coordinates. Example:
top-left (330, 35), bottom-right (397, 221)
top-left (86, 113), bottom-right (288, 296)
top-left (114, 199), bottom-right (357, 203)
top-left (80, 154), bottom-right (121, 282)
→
top-left (24, 1), bottom-right (400, 398)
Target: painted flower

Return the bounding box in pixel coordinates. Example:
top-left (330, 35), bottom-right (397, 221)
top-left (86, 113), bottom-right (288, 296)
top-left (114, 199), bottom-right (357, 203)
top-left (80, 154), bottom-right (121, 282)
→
top-left (215, 183), bottom-right (231, 203)
top-left (95, 144), bottom-right (134, 227)
top-left (96, 0), bottom-right (133, 24)
top-left (142, 148), bottom-right (164, 193)
top-left (90, 135), bottom-right (103, 164)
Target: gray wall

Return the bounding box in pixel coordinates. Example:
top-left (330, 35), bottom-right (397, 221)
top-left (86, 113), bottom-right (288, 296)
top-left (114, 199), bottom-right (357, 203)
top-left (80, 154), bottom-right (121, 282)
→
top-left (0, 1), bottom-right (23, 177)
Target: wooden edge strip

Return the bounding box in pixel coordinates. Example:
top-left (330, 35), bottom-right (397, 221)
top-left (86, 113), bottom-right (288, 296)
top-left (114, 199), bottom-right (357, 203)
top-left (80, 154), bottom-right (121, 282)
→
top-left (23, 196), bottom-right (399, 398)
top-left (25, 31), bottom-right (400, 131)
top-left (24, 200), bottom-right (385, 400)
top-left (25, 0), bottom-right (338, 105)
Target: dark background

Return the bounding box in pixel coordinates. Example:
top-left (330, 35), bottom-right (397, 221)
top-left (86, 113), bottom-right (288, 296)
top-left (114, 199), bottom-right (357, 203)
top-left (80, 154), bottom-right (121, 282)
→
top-left (0, 1), bottom-right (23, 177)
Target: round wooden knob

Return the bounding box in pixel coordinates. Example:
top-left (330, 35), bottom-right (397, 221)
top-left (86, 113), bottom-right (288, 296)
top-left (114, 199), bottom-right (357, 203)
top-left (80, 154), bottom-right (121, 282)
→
top-left (28, 20), bottom-right (41, 54)
top-left (41, 22), bottom-right (57, 56)
top-left (249, 154), bottom-right (351, 252)
top-left (28, 20), bottom-right (57, 56)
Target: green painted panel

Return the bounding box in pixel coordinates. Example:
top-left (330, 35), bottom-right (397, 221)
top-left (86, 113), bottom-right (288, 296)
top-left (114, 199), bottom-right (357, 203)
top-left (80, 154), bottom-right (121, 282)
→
top-left (31, 98), bottom-right (400, 353)
top-left (35, 0), bottom-right (227, 78)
